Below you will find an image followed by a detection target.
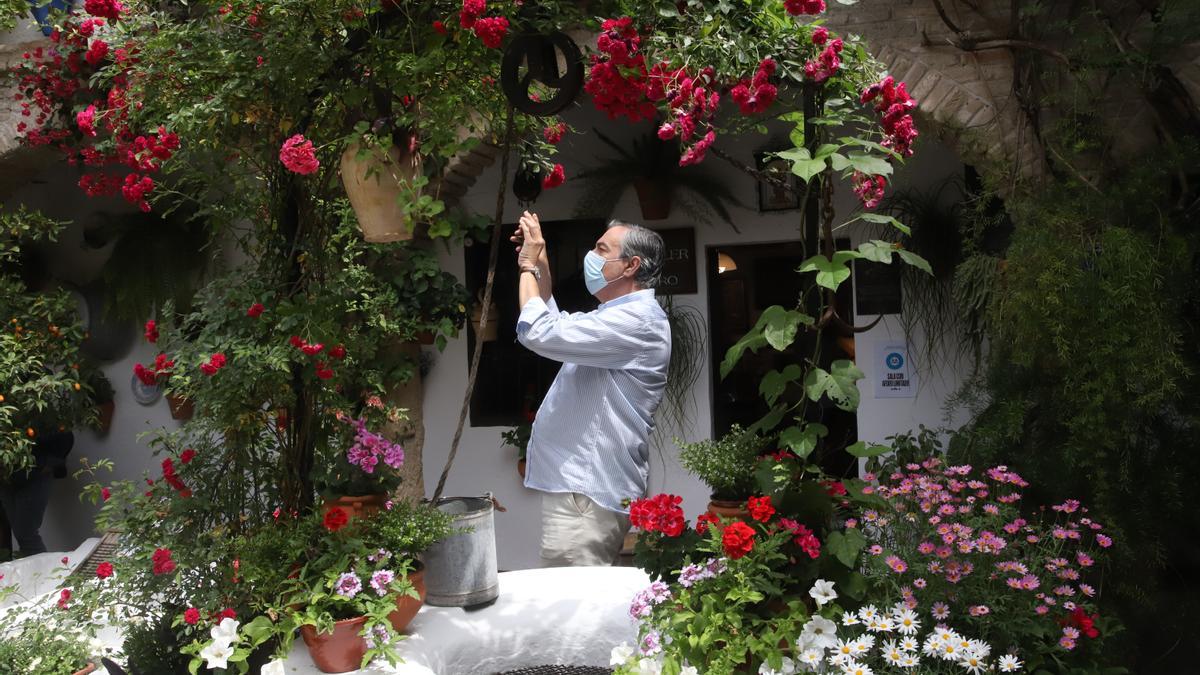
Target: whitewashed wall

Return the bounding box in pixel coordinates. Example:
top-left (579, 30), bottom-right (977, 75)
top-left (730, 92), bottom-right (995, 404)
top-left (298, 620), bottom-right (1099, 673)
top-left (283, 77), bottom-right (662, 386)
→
top-left (14, 101), bottom-right (972, 566)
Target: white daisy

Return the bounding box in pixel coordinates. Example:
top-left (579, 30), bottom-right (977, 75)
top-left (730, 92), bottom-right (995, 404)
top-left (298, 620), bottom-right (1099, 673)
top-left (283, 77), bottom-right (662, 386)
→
top-left (899, 636), bottom-right (919, 652)
top-left (841, 613), bottom-right (862, 627)
top-left (833, 638), bottom-right (856, 660)
top-left (851, 634), bottom-right (875, 654)
top-left (894, 609), bottom-right (921, 635)
top-left (799, 650), bottom-right (824, 667)
top-left (998, 654), bottom-right (1023, 672)
top-left (858, 604), bottom-right (880, 622)
top-left (959, 653), bottom-right (986, 674)
top-left (898, 654), bottom-right (920, 668)
top-left (967, 639), bottom-right (991, 658)
top-left (840, 661), bottom-right (874, 675)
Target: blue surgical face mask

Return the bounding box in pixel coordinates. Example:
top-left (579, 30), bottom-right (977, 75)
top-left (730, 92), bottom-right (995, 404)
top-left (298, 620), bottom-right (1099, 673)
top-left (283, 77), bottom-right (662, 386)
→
top-left (584, 250), bottom-right (624, 296)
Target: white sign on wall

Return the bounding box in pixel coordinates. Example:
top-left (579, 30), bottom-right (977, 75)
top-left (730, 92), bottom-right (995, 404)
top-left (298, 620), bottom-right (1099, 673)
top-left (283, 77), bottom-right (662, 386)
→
top-left (875, 342), bottom-right (916, 398)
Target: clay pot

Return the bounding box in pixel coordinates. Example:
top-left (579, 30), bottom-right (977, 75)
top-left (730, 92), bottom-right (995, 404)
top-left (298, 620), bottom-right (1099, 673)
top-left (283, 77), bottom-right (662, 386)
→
top-left (72, 664), bottom-right (96, 675)
top-left (416, 330), bottom-right (436, 345)
top-left (322, 494), bottom-right (388, 521)
top-left (471, 292), bottom-right (499, 342)
top-left (707, 499), bottom-right (751, 522)
top-left (387, 564), bottom-right (426, 633)
top-left (341, 140), bottom-right (421, 243)
top-left (96, 401), bottom-right (115, 433)
top-left (165, 394), bottom-right (193, 420)
top-left (517, 459), bottom-right (526, 479)
top-left (300, 616), bottom-right (368, 674)
top-left (634, 177), bottom-right (671, 220)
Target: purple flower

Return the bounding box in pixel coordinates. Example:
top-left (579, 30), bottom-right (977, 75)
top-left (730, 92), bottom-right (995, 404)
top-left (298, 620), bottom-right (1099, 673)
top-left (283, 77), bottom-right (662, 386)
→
top-left (640, 630), bottom-right (662, 655)
top-left (335, 572), bottom-right (362, 598)
top-left (370, 569), bottom-right (395, 596)
top-left (364, 623), bottom-right (392, 649)
top-left (628, 582), bottom-right (672, 620)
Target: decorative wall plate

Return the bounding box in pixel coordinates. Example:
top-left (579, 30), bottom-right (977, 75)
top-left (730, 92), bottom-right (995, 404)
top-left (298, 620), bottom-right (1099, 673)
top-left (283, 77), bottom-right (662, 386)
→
top-left (130, 373), bottom-right (162, 406)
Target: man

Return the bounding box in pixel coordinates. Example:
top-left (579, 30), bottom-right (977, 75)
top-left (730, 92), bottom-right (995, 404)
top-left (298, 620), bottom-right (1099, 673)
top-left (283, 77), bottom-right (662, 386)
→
top-left (512, 212), bottom-right (671, 567)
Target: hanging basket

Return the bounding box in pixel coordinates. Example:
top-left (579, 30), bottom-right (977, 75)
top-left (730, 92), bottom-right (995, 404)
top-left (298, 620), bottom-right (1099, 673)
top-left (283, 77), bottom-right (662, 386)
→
top-left (341, 140), bottom-right (422, 243)
top-left (471, 291), bottom-right (499, 343)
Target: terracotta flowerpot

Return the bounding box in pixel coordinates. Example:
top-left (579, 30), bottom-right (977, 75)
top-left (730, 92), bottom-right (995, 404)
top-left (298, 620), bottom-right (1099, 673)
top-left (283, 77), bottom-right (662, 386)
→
top-left (416, 330), bottom-right (436, 345)
top-left (516, 459), bottom-right (526, 479)
top-left (300, 616), bottom-right (368, 674)
top-left (72, 664), bottom-right (96, 675)
top-left (96, 401), bottom-right (115, 433)
top-left (387, 564), bottom-right (426, 633)
top-left (707, 499), bottom-right (751, 522)
top-left (322, 494), bottom-right (388, 521)
top-left (634, 177), bottom-right (671, 220)
top-left (341, 140), bottom-right (421, 243)
top-left (470, 292), bottom-right (499, 343)
top-left (165, 394), bottom-right (193, 420)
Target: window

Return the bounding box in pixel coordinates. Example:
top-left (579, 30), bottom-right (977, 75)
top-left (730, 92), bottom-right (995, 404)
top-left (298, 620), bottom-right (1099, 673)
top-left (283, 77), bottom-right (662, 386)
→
top-left (464, 219), bottom-right (606, 427)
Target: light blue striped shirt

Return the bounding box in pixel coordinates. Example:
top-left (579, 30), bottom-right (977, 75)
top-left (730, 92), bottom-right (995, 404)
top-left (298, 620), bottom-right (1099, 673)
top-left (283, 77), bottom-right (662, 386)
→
top-left (516, 289), bottom-right (671, 513)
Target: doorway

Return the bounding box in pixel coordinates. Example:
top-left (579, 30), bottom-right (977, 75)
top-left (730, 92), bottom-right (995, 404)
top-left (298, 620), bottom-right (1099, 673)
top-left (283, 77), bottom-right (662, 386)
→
top-left (706, 241), bottom-right (859, 478)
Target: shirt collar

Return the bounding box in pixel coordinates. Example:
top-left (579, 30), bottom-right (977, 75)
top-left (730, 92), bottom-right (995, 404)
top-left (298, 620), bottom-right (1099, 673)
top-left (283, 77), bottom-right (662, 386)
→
top-left (599, 288), bottom-right (656, 310)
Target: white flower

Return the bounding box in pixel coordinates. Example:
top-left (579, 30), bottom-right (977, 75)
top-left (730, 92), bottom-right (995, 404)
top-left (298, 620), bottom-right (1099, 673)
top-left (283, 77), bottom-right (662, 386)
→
top-left (210, 617), bottom-right (240, 645)
top-left (898, 654), bottom-right (919, 668)
top-left (261, 659), bottom-right (286, 675)
top-left (809, 579), bottom-right (838, 607)
top-left (610, 643), bottom-right (635, 666)
top-left (840, 661), bottom-right (874, 675)
top-left (894, 609), bottom-right (921, 635)
top-left (857, 605), bottom-right (879, 622)
top-left (799, 650), bottom-right (823, 667)
top-left (797, 615), bottom-right (838, 652)
top-left (635, 656), bottom-right (663, 675)
top-left (850, 634), bottom-right (874, 654)
top-left (199, 639), bottom-right (235, 670)
top-left (998, 654), bottom-right (1023, 672)
top-left (899, 636), bottom-right (919, 652)
top-left (680, 666), bottom-right (700, 675)
top-left (959, 652), bottom-right (987, 674)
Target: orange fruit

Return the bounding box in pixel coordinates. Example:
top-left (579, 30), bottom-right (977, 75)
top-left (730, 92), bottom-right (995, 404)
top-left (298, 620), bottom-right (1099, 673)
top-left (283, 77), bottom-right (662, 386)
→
top-left (26, 428), bottom-right (35, 438)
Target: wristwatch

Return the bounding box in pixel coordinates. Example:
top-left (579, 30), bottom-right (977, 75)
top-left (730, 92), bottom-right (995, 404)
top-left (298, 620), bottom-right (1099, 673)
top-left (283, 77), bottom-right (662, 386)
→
top-left (521, 267), bottom-right (542, 281)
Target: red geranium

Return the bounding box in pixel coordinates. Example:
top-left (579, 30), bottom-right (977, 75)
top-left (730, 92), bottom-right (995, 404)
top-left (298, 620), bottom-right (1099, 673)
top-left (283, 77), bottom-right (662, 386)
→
top-left (328, 344), bottom-right (347, 360)
top-left (84, 0), bottom-right (124, 20)
top-left (101, 487), bottom-right (111, 501)
top-left (695, 511), bottom-right (719, 535)
top-left (784, 0), bottom-right (825, 15)
top-left (57, 588), bottom-right (71, 609)
top-left (183, 607), bottom-right (200, 625)
top-left (151, 548), bottom-right (176, 575)
top-left (1062, 607), bottom-right (1101, 639)
top-left (748, 495), bottom-right (776, 522)
top-left (323, 506), bottom-right (349, 532)
top-left (279, 134), bottom-right (319, 175)
top-left (543, 122), bottom-right (567, 144)
top-left (143, 319), bottom-right (158, 343)
top-left (822, 480), bottom-right (847, 496)
top-left (722, 521), bottom-right (756, 559)
top-left (315, 361), bottom-right (335, 380)
top-left (433, 20), bottom-right (447, 35)
top-left (199, 352), bottom-right (227, 375)
top-left (96, 561), bottom-right (114, 578)
top-left (180, 448), bottom-right (196, 464)
top-left (629, 493), bottom-right (686, 537)
top-left (301, 342), bottom-right (325, 356)
top-left (459, 0), bottom-right (485, 28)
top-left (218, 608), bottom-right (237, 621)
top-left (246, 302), bottom-right (264, 318)
top-left (779, 517), bottom-right (822, 559)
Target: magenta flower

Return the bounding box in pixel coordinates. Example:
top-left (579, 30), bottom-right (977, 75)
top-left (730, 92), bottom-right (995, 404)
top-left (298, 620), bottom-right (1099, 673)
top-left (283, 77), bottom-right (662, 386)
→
top-left (370, 569), bottom-right (395, 596)
top-left (334, 572), bottom-right (362, 598)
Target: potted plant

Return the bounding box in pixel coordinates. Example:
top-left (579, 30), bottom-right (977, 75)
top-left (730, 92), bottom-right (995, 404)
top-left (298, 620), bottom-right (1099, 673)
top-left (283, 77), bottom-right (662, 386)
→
top-left (314, 414), bottom-right (408, 519)
top-left (360, 499), bottom-right (456, 633)
top-left (500, 417), bottom-right (533, 479)
top-left (677, 424), bottom-right (768, 518)
top-left (86, 369), bottom-right (115, 434)
top-left (573, 128), bottom-right (743, 227)
top-left (341, 130), bottom-right (424, 244)
top-left (0, 622), bottom-right (99, 675)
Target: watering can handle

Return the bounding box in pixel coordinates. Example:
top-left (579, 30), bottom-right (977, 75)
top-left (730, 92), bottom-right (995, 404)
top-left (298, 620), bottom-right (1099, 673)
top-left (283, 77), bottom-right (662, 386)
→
top-left (487, 493), bottom-right (508, 513)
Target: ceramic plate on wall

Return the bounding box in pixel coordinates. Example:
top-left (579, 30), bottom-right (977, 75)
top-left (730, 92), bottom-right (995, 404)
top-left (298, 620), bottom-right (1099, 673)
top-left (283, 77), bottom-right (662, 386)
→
top-left (130, 374), bottom-right (161, 406)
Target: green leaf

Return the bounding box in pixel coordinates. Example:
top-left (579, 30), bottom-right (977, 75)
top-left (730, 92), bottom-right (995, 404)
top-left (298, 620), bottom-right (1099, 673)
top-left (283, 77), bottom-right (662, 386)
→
top-left (857, 240), bottom-right (897, 263)
top-left (747, 404), bottom-right (787, 436)
top-left (858, 212), bottom-right (911, 235)
top-left (789, 124), bottom-right (805, 150)
top-left (779, 147), bottom-right (826, 182)
top-left (759, 364), bottom-right (805, 407)
top-left (829, 153), bottom-right (850, 171)
top-left (803, 360), bottom-right (864, 411)
top-left (845, 441), bottom-right (890, 458)
top-left (897, 249), bottom-right (933, 275)
top-left (798, 253), bottom-right (860, 291)
top-left (763, 306), bottom-right (809, 351)
top-left (846, 153), bottom-right (893, 176)
top-left (824, 528), bottom-right (867, 568)
top-left (779, 422), bottom-right (827, 459)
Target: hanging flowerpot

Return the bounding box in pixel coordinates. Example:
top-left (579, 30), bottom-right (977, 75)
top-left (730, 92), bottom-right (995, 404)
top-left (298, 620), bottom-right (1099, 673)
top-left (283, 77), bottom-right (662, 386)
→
top-left (300, 616), bottom-right (368, 674)
top-left (321, 494), bottom-right (387, 521)
top-left (70, 663), bottom-right (96, 675)
top-left (96, 400), bottom-right (115, 434)
top-left (340, 139), bottom-right (421, 243)
top-left (165, 393), bottom-right (193, 420)
top-left (470, 291), bottom-right (499, 343)
top-left (28, 0), bottom-right (72, 37)
top-left (387, 562), bottom-right (427, 633)
top-left (633, 177), bottom-right (671, 220)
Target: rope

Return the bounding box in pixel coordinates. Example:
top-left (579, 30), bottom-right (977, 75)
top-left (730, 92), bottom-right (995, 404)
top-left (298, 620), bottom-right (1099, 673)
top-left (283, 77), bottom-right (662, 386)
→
top-left (432, 106), bottom-right (516, 504)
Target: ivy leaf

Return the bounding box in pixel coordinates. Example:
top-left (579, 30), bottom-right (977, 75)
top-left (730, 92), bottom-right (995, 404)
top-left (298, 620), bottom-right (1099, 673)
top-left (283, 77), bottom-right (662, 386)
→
top-left (779, 422), bottom-right (827, 459)
top-left (847, 153), bottom-right (893, 176)
top-left (829, 153), bottom-right (850, 172)
top-left (720, 330), bottom-right (768, 379)
top-left (798, 252), bottom-right (861, 291)
top-left (760, 364), bottom-right (805, 407)
top-left (763, 305), bottom-right (811, 351)
top-left (804, 360), bottom-right (864, 410)
top-left (778, 147), bottom-right (827, 182)
top-left (897, 249), bottom-right (933, 275)
top-left (845, 441), bottom-right (890, 458)
top-left (859, 212), bottom-right (911, 235)
top-left (856, 240), bottom-right (897, 263)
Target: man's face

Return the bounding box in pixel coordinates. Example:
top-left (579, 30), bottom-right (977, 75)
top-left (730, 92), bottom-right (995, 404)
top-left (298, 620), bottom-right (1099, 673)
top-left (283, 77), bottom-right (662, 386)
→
top-left (593, 225), bottom-right (627, 262)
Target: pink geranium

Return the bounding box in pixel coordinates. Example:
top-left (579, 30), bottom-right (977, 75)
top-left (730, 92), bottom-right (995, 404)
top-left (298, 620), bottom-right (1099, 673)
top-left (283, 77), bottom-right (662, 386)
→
top-left (279, 134), bottom-right (320, 174)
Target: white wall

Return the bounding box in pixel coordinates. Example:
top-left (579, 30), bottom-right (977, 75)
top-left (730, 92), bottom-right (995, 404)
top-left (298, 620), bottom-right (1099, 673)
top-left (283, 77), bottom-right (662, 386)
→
top-left (13, 101), bottom-right (973, 565)
top-left (425, 103), bottom-right (974, 570)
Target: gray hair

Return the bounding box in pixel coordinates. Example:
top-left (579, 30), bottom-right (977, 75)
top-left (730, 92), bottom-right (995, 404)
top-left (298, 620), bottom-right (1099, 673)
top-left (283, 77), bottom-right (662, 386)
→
top-left (608, 219), bottom-right (665, 289)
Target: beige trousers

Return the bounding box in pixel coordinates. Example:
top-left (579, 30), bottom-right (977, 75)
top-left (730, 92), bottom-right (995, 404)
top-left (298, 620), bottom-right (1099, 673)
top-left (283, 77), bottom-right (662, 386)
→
top-left (539, 491), bottom-right (632, 567)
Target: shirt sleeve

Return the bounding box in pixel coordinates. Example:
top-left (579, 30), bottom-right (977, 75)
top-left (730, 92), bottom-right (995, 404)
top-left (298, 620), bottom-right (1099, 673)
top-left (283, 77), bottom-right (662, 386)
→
top-left (517, 297), bottom-right (647, 369)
